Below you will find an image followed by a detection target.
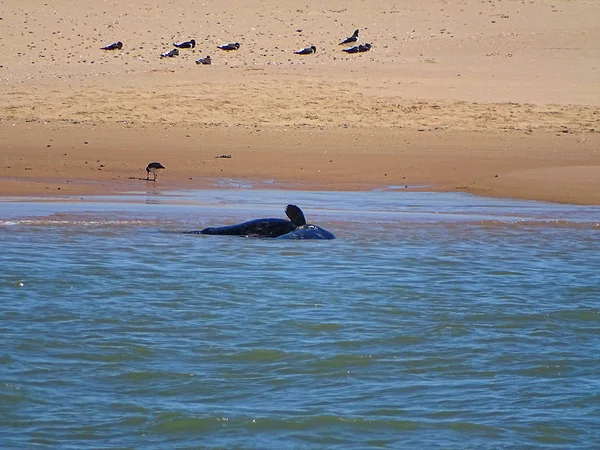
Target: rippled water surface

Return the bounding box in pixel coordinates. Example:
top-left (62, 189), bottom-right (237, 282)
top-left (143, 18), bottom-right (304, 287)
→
top-left (1, 190), bottom-right (599, 449)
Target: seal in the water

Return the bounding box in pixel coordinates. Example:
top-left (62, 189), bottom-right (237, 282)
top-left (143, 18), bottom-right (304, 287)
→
top-left (174, 39), bottom-right (196, 49)
top-left (294, 45), bottom-right (317, 55)
top-left (190, 204), bottom-right (335, 239)
top-left (146, 162), bottom-right (165, 181)
top-left (218, 42), bottom-right (240, 51)
top-left (160, 48), bottom-right (179, 58)
top-left (101, 41), bottom-right (123, 50)
top-left (340, 29), bottom-right (359, 45)
top-left (195, 55), bottom-right (212, 65)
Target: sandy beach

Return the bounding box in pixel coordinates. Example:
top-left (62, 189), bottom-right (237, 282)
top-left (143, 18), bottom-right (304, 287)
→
top-left (1, 0), bottom-right (599, 204)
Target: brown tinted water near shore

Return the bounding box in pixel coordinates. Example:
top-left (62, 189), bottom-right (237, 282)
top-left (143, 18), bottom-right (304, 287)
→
top-left (1, 0), bottom-right (599, 204)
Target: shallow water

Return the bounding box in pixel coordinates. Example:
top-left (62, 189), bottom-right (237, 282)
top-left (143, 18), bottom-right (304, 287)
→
top-left (1, 190), bottom-right (599, 449)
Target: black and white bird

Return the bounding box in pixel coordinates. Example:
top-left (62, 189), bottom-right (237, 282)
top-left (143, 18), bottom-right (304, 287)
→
top-left (340, 29), bottom-right (359, 45)
top-left (294, 45), bottom-right (317, 55)
top-left (173, 39), bottom-right (196, 49)
top-left (101, 41), bottom-right (123, 50)
top-left (146, 162), bottom-right (165, 181)
top-left (218, 42), bottom-right (240, 51)
top-left (160, 48), bottom-right (179, 58)
top-left (195, 55), bottom-right (212, 65)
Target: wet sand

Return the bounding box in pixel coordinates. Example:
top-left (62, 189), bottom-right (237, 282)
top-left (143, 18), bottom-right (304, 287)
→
top-left (1, 0), bottom-right (599, 204)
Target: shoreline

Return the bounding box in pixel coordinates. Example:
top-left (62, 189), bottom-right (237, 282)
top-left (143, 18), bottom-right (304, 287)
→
top-left (1, 122), bottom-right (599, 206)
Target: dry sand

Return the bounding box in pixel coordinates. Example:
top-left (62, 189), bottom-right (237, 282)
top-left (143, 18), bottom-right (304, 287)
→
top-left (1, 0), bottom-right (599, 204)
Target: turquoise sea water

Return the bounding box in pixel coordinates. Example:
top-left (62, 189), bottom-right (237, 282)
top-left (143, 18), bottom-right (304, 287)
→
top-left (1, 189), bottom-right (599, 449)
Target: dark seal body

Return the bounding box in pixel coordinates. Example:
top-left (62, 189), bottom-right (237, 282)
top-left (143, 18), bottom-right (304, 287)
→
top-left (190, 205), bottom-right (335, 240)
top-left (200, 218), bottom-right (296, 238)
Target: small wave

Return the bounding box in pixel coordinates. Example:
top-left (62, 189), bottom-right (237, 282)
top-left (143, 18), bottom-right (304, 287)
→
top-left (111, 370), bottom-right (195, 383)
top-left (476, 219), bottom-right (600, 229)
top-left (147, 412), bottom-right (420, 435)
top-left (223, 348), bottom-right (291, 363)
top-left (0, 218), bottom-right (155, 227)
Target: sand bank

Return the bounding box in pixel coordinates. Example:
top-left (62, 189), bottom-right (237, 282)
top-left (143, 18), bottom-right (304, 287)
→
top-left (1, 122), bottom-right (598, 205)
top-left (1, 0), bottom-right (598, 204)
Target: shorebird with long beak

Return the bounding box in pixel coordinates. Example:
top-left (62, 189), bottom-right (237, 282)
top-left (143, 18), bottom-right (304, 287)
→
top-left (146, 162), bottom-right (165, 181)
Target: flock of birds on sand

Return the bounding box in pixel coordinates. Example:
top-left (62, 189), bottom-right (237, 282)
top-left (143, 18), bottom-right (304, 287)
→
top-left (112, 29), bottom-right (371, 181)
top-left (101, 29), bottom-right (372, 65)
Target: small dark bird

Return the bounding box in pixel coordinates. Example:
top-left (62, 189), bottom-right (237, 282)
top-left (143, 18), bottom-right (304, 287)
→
top-left (101, 42), bottom-right (123, 50)
top-left (173, 39), bottom-right (196, 49)
top-left (342, 45), bottom-right (360, 54)
top-left (160, 48), bottom-right (179, 58)
top-left (195, 55), bottom-right (212, 65)
top-left (218, 42), bottom-right (240, 51)
top-left (340, 29), bottom-right (359, 45)
top-left (358, 43), bottom-right (372, 52)
top-left (343, 42), bottom-right (372, 54)
top-left (146, 162), bottom-right (165, 181)
top-left (294, 45), bottom-right (317, 55)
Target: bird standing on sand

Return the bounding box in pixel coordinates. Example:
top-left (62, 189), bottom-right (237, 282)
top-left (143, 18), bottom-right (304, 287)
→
top-left (294, 45), bottom-right (317, 55)
top-left (218, 42), bottom-right (240, 51)
top-left (146, 162), bottom-right (165, 181)
top-left (174, 39), bottom-right (196, 49)
top-left (101, 41), bottom-right (123, 50)
top-left (340, 29), bottom-right (359, 45)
